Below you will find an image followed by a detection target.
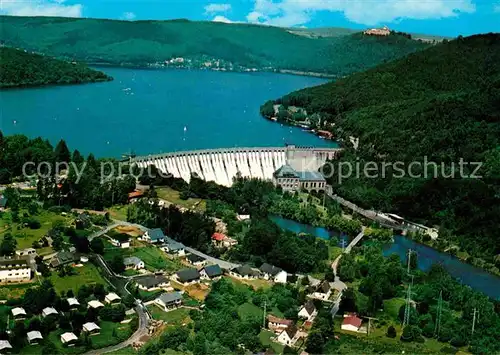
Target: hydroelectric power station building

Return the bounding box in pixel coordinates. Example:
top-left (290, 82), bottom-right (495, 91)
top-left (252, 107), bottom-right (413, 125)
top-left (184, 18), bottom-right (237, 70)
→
top-left (132, 145), bottom-right (340, 189)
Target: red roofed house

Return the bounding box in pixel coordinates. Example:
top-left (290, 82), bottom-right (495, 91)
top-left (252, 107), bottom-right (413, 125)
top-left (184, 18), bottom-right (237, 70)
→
top-left (267, 315), bottom-right (292, 334)
top-left (128, 191), bottom-right (144, 203)
top-left (212, 233), bottom-right (238, 248)
top-left (341, 314), bottom-right (363, 332)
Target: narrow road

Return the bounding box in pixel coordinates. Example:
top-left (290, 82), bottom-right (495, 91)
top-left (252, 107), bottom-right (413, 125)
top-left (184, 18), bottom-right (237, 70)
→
top-left (184, 246), bottom-right (240, 270)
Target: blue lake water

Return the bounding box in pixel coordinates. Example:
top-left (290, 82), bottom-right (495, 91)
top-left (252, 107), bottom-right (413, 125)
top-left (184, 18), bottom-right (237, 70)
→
top-left (0, 68), bottom-right (334, 158)
top-left (271, 215), bottom-right (500, 300)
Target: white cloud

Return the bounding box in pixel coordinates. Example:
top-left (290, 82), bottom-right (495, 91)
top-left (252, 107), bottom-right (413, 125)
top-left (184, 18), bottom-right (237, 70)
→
top-left (0, 0), bottom-right (82, 17)
top-left (246, 0), bottom-right (476, 27)
top-left (212, 15), bottom-right (233, 23)
top-left (122, 12), bottom-right (136, 20)
top-left (204, 3), bottom-right (232, 15)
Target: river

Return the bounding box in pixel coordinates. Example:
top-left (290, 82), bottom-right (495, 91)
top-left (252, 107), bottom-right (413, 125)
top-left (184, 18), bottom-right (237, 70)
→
top-left (270, 215), bottom-right (500, 300)
top-left (0, 67), bottom-right (335, 158)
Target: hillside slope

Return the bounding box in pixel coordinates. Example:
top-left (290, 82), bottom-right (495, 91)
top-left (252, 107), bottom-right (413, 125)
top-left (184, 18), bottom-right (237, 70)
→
top-left (263, 34), bottom-right (500, 267)
top-left (0, 16), bottom-right (429, 76)
top-left (0, 47), bottom-right (112, 88)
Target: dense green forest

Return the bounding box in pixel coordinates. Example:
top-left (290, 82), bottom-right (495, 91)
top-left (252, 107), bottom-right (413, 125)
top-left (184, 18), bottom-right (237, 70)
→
top-left (0, 16), bottom-right (429, 75)
top-left (0, 47), bottom-right (111, 88)
top-left (262, 34), bottom-right (500, 269)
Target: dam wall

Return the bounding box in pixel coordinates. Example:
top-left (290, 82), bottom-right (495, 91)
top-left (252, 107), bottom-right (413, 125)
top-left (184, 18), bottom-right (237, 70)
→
top-left (132, 146), bottom-right (341, 187)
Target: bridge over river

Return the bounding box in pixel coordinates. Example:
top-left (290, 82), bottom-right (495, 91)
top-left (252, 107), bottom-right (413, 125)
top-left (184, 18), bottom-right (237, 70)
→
top-left (132, 145), bottom-right (341, 186)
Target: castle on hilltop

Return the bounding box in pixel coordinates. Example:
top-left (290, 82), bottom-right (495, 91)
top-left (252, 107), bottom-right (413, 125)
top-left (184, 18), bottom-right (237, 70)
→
top-left (364, 26), bottom-right (391, 36)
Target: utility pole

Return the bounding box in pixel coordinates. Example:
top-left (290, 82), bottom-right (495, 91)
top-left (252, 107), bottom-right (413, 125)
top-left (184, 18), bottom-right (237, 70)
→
top-left (365, 316), bottom-right (378, 336)
top-left (472, 308), bottom-right (478, 335)
top-left (263, 300), bottom-right (267, 329)
top-left (434, 290), bottom-right (443, 338)
top-left (403, 274), bottom-right (414, 327)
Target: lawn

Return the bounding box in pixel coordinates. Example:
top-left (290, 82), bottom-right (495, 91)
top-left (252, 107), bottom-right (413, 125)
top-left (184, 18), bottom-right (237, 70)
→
top-left (229, 276), bottom-right (272, 290)
top-left (106, 346), bottom-right (137, 355)
top-left (383, 297), bottom-right (406, 320)
top-left (90, 320), bottom-right (135, 349)
top-left (156, 187), bottom-right (206, 212)
top-left (0, 282), bottom-right (35, 300)
top-left (0, 210), bottom-right (71, 249)
top-left (259, 329), bottom-right (284, 354)
top-left (238, 302), bottom-right (263, 319)
top-left (106, 205), bottom-right (129, 221)
top-left (49, 263), bottom-right (108, 294)
top-left (148, 306), bottom-right (193, 326)
top-left (104, 244), bottom-right (183, 273)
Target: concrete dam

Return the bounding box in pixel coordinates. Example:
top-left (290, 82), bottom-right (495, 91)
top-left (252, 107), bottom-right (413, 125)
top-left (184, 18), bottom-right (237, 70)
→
top-left (132, 146), bottom-right (341, 187)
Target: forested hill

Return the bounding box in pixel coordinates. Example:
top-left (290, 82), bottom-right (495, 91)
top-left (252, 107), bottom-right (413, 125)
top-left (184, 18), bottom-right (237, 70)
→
top-left (264, 34), bottom-right (500, 268)
top-left (0, 47), bottom-right (112, 88)
top-left (0, 15), bottom-right (429, 76)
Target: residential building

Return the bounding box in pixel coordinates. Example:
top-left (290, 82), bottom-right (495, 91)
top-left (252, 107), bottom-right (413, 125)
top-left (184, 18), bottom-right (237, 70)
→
top-left (123, 256), bottom-right (144, 270)
top-left (237, 215), bottom-right (250, 222)
top-left (229, 265), bottom-right (260, 280)
top-left (154, 292), bottom-right (183, 311)
top-left (42, 307), bottom-right (58, 318)
top-left (267, 315), bottom-right (292, 333)
top-left (0, 340), bottom-right (12, 353)
top-left (27, 331), bottom-right (43, 345)
top-left (186, 253), bottom-right (206, 267)
top-left (341, 314), bottom-right (363, 332)
top-left (142, 228), bottom-right (165, 244)
top-left (259, 263), bottom-right (287, 284)
top-left (311, 280), bottom-right (332, 300)
top-left (109, 234), bottom-right (130, 248)
top-left (82, 322), bottom-right (101, 335)
top-left (298, 300), bottom-right (317, 321)
top-left (211, 233), bottom-right (238, 248)
top-left (174, 268), bottom-right (201, 285)
top-left (273, 165), bottom-right (326, 193)
top-left (87, 300), bottom-right (104, 309)
top-left (135, 275), bottom-right (171, 292)
top-left (15, 248), bottom-right (36, 257)
top-left (0, 258), bottom-right (31, 283)
top-left (128, 190), bottom-right (144, 203)
top-left (200, 264), bottom-right (223, 280)
top-left (105, 292), bottom-right (121, 304)
top-left (67, 298), bottom-right (80, 309)
top-left (60, 332), bottom-right (78, 346)
top-left (276, 326), bottom-right (299, 346)
top-left (49, 251), bottom-right (78, 268)
top-left (11, 307), bottom-right (27, 320)
top-left (159, 237), bottom-right (185, 256)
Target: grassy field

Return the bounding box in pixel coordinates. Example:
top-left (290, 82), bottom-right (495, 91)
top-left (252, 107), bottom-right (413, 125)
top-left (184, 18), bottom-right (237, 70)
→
top-left (156, 187), bottom-right (206, 211)
top-left (106, 346), bottom-right (137, 355)
top-left (0, 210), bottom-right (71, 249)
top-left (0, 282), bottom-right (35, 300)
top-left (106, 205), bottom-right (129, 221)
top-left (229, 276), bottom-right (272, 290)
top-left (383, 297), bottom-right (406, 320)
top-left (49, 263), bottom-right (108, 294)
top-left (90, 321), bottom-right (135, 349)
top-left (259, 329), bottom-right (284, 354)
top-left (148, 305), bottom-right (193, 326)
top-left (238, 302), bottom-right (263, 319)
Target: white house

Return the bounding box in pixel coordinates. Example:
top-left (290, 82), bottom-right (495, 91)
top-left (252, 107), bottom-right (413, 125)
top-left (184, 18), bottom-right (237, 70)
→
top-left (229, 265), bottom-right (260, 280)
top-left (60, 332), bottom-right (78, 346)
top-left (311, 280), bottom-right (332, 300)
top-left (174, 268), bottom-right (201, 286)
top-left (11, 307), bottom-right (27, 320)
top-left (259, 263), bottom-right (287, 284)
top-left (267, 315), bottom-right (292, 334)
top-left (15, 248), bottom-right (37, 257)
top-left (154, 292), bottom-right (183, 311)
top-left (67, 297), bottom-right (80, 309)
top-left (298, 300), bottom-right (317, 321)
top-left (109, 234), bottom-right (130, 248)
top-left (105, 292), bottom-right (121, 304)
top-left (82, 322), bottom-right (101, 335)
top-left (123, 256), bottom-right (144, 270)
top-left (87, 300), bottom-right (104, 309)
top-left (0, 340), bottom-right (12, 353)
top-left (0, 258), bottom-right (32, 284)
top-left (276, 326), bottom-right (299, 347)
top-left (42, 307), bottom-right (58, 318)
top-left (159, 238), bottom-right (185, 256)
top-left (341, 314), bottom-right (363, 332)
top-left (186, 253), bottom-right (206, 267)
top-left (135, 275), bottom-right (171, 291)
top-left (142, 228), bottom-right (165, 244)
top-left (200, 264), bottom-right (223, 280)
top-left (27, 331), bottom-right (43, 345)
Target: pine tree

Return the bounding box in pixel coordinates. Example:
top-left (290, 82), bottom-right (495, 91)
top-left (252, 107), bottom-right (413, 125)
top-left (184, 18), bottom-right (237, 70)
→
top-left (54, 139), bottom-right (71, 163)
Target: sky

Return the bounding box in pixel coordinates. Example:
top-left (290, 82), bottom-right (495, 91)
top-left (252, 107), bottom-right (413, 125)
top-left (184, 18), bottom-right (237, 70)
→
top-left (0, 0), bottom-right (499, 37)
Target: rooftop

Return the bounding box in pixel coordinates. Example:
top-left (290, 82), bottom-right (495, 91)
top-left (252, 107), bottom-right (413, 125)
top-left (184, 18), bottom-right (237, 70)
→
top-left (27, 330), bottom-right (43, 342)
top-left (186, 253), bottom-right (205, 263)
top-left (83, 322), bottom-right (101, 332)
top-left (0, 196), bottom-right (8, 208)
top-left (259, 263), bottom-right (283, 276)
top-left (157, 292), bottom-right (182, 304)
top-left (0, 258), bottom-right (29, 269)
top-left (11, 307), bottom-right (26, 317)
top-left (343, 314), bottom-right (362, 328)
top-left (268, 315), bottom-right (292, 326)
top-left (147, 228), bottom-right (165, 241)
top-left (203, 264), bottom-right (223, 278)
top-left (297, 171), bottom-right (326, 182)
top-left (176, 268), bottom-right (200, 282)
top-left (124, 256), bottom-right (142, 266)
top-left (0, 340), bottom-right (12, 351)
top-left (274, 164), bottom-right (299, 179)
top-left (135, 275), bottom-right (169, 288)
top-left (88, 300), bottom-right (104, 309)
top-left (67, 298), bottom-right (80, 306)
top-left (233, 264), bottom-right (260, 277)
top-left (61, 332), bottom-right (78, 343)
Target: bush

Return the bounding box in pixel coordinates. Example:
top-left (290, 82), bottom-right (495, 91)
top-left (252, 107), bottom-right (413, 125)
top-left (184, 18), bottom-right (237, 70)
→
top-left (386, 325), bottom-right (397, 338)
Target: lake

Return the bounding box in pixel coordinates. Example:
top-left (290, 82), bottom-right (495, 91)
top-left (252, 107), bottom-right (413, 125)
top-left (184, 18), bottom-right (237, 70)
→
top-left (271, 215), bottom-right (500, 300)
top-left (0, 67), bottom-right (334, 158)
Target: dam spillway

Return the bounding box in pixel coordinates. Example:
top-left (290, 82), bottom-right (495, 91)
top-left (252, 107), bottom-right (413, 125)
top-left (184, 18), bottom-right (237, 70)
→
top-left (132, 146), bottom-right (341, 187)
